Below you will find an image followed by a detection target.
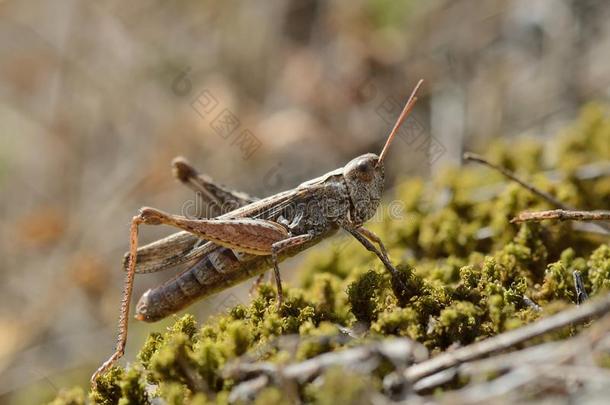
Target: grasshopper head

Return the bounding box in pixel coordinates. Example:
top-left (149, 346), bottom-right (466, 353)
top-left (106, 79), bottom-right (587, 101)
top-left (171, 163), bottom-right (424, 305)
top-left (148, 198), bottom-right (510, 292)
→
top-left (344, 79), bottom-right (423, 226)
top-left (343, 153), bottom-right (384, 225)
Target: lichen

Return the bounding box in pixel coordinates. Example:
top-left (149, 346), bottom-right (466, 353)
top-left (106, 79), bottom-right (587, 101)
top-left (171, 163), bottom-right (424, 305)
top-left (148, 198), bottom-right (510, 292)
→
top-left (52, 103), bottom-right (610, 404)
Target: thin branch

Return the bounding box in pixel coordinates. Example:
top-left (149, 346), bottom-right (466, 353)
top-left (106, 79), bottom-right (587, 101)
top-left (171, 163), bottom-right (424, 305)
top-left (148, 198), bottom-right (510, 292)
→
top-left (511, 209), bottom-right (610, 223)
top-left (225, 339), bottom-right (427, 401)
top-left (463, 152), bottom-right (568, 209)
top-left (404, 291), bottom-right (610, 383)
top-left (412, 313), bottom-right (610, 397)
top-left (464, 153), bottom-right (610, 234)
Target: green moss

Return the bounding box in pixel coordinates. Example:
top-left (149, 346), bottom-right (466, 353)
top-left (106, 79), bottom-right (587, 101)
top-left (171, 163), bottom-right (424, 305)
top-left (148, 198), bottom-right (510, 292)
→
top-left (149, 332), bottom-right (194, 384)
top-left (55, 104), bottom-right (610, 404)
top-left (346, 270), bottom-right (383, 323)
top-left (253, 387), bottom-right (294, 405)
top-left (118, 367), bottom-right (148, 405)
top-left (157, 382), bottom-right (188, 405)
top-left (224, 320), bottom-right (252, 357)
top-left (307, 273), bottom-right (340, 320)
top-left (536, 262), bottom-right (574, 303)
top-left (296, 322), bottom-right (342, 360)
top-left (90, 367), bottom-right (124, 405)
top-left (49, 387), bottom-right (85, 405)
top-left (192, 338), bottom-right (225, 391)
top-left (371, 307), bottom-right (421, 339)
top-left (418, 208), bottom-right (478, 257)
top-left (169, 314), bottom-right (199, 340)
top-left (137, 332), bottom-right (163, 370)
top-left (587, 244), bottom-right (610, 295)
top-left (304, 367), bottom-right (375, 405)
top-left (391, 263), bottom-right (425, 306)
top-left (434, 301), bottom-right (483, 347)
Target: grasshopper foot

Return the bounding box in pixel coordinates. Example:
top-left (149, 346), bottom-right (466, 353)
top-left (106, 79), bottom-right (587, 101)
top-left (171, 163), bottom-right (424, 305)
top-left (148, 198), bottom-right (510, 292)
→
top-left (91, 349), bottom-right (124, 387)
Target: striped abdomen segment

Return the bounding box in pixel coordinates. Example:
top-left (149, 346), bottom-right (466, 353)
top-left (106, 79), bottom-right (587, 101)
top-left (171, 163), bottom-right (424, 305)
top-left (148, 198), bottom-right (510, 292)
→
top-left (135, 229), bottom-right (335, 322)
top-left (135, 247), bottom-right (269, 322)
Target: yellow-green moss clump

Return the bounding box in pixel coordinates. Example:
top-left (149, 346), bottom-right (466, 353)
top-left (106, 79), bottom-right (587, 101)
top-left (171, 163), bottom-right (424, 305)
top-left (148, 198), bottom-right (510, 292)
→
top-left (53, 104), bottom-right (610, 404)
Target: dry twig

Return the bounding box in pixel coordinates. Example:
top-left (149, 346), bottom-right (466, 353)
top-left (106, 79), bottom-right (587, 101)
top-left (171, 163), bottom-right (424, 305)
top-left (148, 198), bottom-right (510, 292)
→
top-left (464, 153), bottom-right (610, 234)
top-left (414, 316), bottom-right (610, 403)
top-left (225, 339), bottom-right (427, 402)
top-left (511, 209), bottom-right (610, 223)
top-left (463, 152), bottom-right (568, 209)
top-left (404, 291), bottom-right (610, 383)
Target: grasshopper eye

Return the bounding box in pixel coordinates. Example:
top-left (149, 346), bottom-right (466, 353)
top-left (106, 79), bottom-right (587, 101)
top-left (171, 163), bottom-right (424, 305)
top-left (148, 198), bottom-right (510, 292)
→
top-left (357, 161), bottom-right (370, 171)
top-left (356, 160), bottom-right (374, 181)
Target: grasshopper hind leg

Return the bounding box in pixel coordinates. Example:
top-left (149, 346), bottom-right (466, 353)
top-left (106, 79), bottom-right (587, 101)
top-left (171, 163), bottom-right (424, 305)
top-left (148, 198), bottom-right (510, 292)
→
top-left (172, 156), bottom-right (256, 218)
top-left (92, 213), bottom-right (144, 385)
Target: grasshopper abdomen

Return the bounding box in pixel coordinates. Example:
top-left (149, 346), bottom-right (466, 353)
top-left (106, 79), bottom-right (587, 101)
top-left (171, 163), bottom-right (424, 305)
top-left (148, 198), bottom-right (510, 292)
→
top-left (135, 231), bottom-right (333, 322)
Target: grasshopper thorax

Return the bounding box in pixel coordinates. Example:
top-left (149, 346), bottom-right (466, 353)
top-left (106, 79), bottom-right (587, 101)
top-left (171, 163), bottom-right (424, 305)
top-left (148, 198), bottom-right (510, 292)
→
top-left (343, 153), bottom-right (384, 226)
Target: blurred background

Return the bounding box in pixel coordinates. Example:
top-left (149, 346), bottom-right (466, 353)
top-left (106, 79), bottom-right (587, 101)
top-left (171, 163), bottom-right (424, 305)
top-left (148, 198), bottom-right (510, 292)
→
top-left (1, 0), bottom-right (610, 403)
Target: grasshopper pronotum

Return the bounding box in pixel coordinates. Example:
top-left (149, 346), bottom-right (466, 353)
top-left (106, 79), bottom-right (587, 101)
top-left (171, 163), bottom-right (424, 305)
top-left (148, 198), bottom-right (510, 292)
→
top-left (92, 79), bottom-right (424, 383)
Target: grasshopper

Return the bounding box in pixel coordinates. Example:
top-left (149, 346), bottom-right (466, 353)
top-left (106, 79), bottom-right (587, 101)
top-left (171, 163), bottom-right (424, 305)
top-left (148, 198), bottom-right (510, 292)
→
top-left (92, 79), bottom-right (424, 383)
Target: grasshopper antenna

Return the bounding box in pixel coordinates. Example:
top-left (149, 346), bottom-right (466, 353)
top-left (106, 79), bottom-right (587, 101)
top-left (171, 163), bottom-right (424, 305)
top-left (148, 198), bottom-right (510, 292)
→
top-left (377, 79), bottom-right (424, 166)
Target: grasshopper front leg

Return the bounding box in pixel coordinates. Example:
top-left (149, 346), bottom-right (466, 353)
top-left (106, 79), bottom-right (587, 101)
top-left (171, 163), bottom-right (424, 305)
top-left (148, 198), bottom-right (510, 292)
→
top-left (271, 233), bottom-right (314, 306)
top-left (344, 227), bottom-right (406, 290)
top-left (248, 212), bottom-right (308, 296)
top-left (355, 227), bottom-right (390, 258)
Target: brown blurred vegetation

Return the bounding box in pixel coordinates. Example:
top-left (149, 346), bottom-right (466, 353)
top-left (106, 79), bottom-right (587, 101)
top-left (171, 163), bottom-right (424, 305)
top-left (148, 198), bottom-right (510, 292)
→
top-left (1, 0), bottom-right (610, 403)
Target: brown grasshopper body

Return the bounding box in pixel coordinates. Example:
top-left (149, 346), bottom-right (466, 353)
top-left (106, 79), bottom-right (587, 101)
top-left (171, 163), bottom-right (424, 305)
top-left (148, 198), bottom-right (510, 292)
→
top-left (136, 169), bottom-right (352, 322)
top-left (92, 80), bottom-right (424, 384)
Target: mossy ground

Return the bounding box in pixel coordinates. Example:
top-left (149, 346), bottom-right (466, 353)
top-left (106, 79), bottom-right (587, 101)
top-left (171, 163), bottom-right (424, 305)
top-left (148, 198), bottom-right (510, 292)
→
top-left (51, 104), bottom-right (610, 404)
